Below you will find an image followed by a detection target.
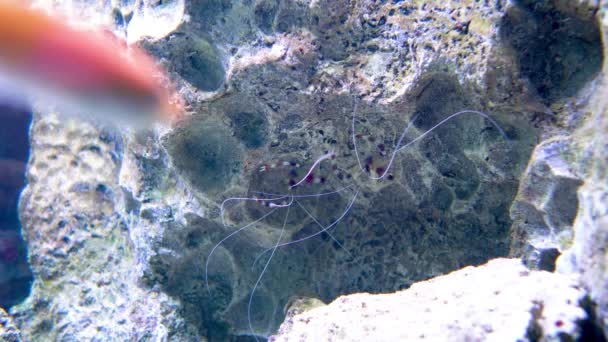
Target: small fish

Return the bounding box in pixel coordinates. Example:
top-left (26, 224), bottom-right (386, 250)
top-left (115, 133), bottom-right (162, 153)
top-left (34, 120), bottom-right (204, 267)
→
top-left (0, 2), bottom-right (182, 125)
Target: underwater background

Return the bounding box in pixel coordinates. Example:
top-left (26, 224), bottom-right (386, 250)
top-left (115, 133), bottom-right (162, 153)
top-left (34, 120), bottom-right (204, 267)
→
top-left (1, 0), bottom-right (608, 341)
top-left (0, 106), bottom-right (32, 310)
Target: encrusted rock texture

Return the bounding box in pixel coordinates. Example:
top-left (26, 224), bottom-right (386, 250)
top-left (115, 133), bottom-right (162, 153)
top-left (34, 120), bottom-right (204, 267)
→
top-left (4, 0), bottom-right (607, 341)
top-left (11, 117), bottom-right (198, 341)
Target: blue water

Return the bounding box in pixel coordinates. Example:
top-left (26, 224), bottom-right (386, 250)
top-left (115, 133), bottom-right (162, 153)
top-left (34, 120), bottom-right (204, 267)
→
top-left (0, 105), bottom-right (33, 309)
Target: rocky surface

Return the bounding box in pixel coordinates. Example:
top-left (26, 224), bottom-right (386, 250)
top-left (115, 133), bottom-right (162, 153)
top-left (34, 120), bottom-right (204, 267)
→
top-left (270, 258), bottom-right (587, 341)
top-left (507, 0), bottom-right (603, 269)
top-left (274, 0), bottom-right (608, 340)
top-left (557, 2), bottom-right (608, 332)
top-left (0, 308), bottom-right (22, 342)
top-left (509, 0), bottom-right (608, 333)
top-left (4, 0), bottom-right (607, 341)
top-left (147, 0), bottom-right (537, 338)
top-left (31, 0), bottom-right (185, 44)
top-left (11, 117), bottom-right (200, 340)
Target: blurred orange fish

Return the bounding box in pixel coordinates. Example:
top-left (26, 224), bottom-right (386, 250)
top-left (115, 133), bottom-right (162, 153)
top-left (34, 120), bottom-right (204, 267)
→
top-left (0, 2), bottom-right (182, 125)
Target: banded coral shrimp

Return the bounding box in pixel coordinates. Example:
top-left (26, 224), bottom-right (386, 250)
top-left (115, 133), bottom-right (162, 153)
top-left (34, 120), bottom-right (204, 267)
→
top-left (205, 150), bottom-right (360, 339)
top-left (203, 96), bottom-right (512, 340)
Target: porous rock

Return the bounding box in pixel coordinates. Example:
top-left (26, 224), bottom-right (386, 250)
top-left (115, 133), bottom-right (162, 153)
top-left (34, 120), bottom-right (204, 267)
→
top-left (509, 0), bottom-right (608, 335)
top-left (270, 259), bottom-right (587, 341)
top-left (11, 115), bottom-right (201, 341)
top-left (556, 2), bottom-right (608, 332)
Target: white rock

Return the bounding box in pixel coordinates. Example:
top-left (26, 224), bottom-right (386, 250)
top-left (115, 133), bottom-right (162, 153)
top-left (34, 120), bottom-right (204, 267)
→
top-left (271, 258), bottom-right (586, 342)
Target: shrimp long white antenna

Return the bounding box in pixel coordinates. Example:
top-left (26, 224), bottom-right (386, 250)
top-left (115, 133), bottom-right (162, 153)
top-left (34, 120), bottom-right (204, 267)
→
top-left (290, 150), bottom-right (336, 188)
top-left (251, 184), bottom-right (354, 199)
top-left (352, 103), bottom-right (509, 179)
top-left (248, 197), bottom-right (293, 342)
top-left (251, 190), bottom-right (359, 268)
top-left (220, 195), bottom-right (287, 228)
top-left (396, 110), bottom-right (509, 153)
top-left (205, 208), bottom-right (278, 295)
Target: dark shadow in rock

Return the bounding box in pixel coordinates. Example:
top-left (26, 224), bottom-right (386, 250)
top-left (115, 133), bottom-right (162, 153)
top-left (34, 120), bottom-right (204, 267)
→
top-left (544, 176), bottom-right (583, 232)
top-left (145, 217), bottom-right (234, 341)
top-left (537, 248), bottom-right (560, 272)
top-left (275, 0), bottom-right (309, 33)
top-left (577, 296), bottom-right (608, 342)
top-left (312, 185), bottom-right (423, 299)
top-left (309, 0), bottom-right (358, 61)
top-left (427, 138), bottom-right (480, 200)
top-left (412, 73), bottom-right (485, 200)
top-left (130, 131), bottom-right (170, 201)
top-left (227, 111), bottom-right (269, 149)
top-left (412, 73), bottom-right (466, 131)
top-left (500, 1), bottom-right (603, 103)
top-left (0, 105), bottom-right (33, 309)
top-left (430, 181), bottom-right (454, 212)
top-left (412, 72), bottom-right (505, 148)
top-left (177, 36), bottom-right (224, 91)
top-left (254, 0), bottom-right (279, 33)
top-left (189, 0), bottom-right (233, 31)
top-left (163, 118), bottom-right (243, 194)
top-left (145, 210), bottom-right (299, 341)
top-left (152, 33), bottom-right (225, 92)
